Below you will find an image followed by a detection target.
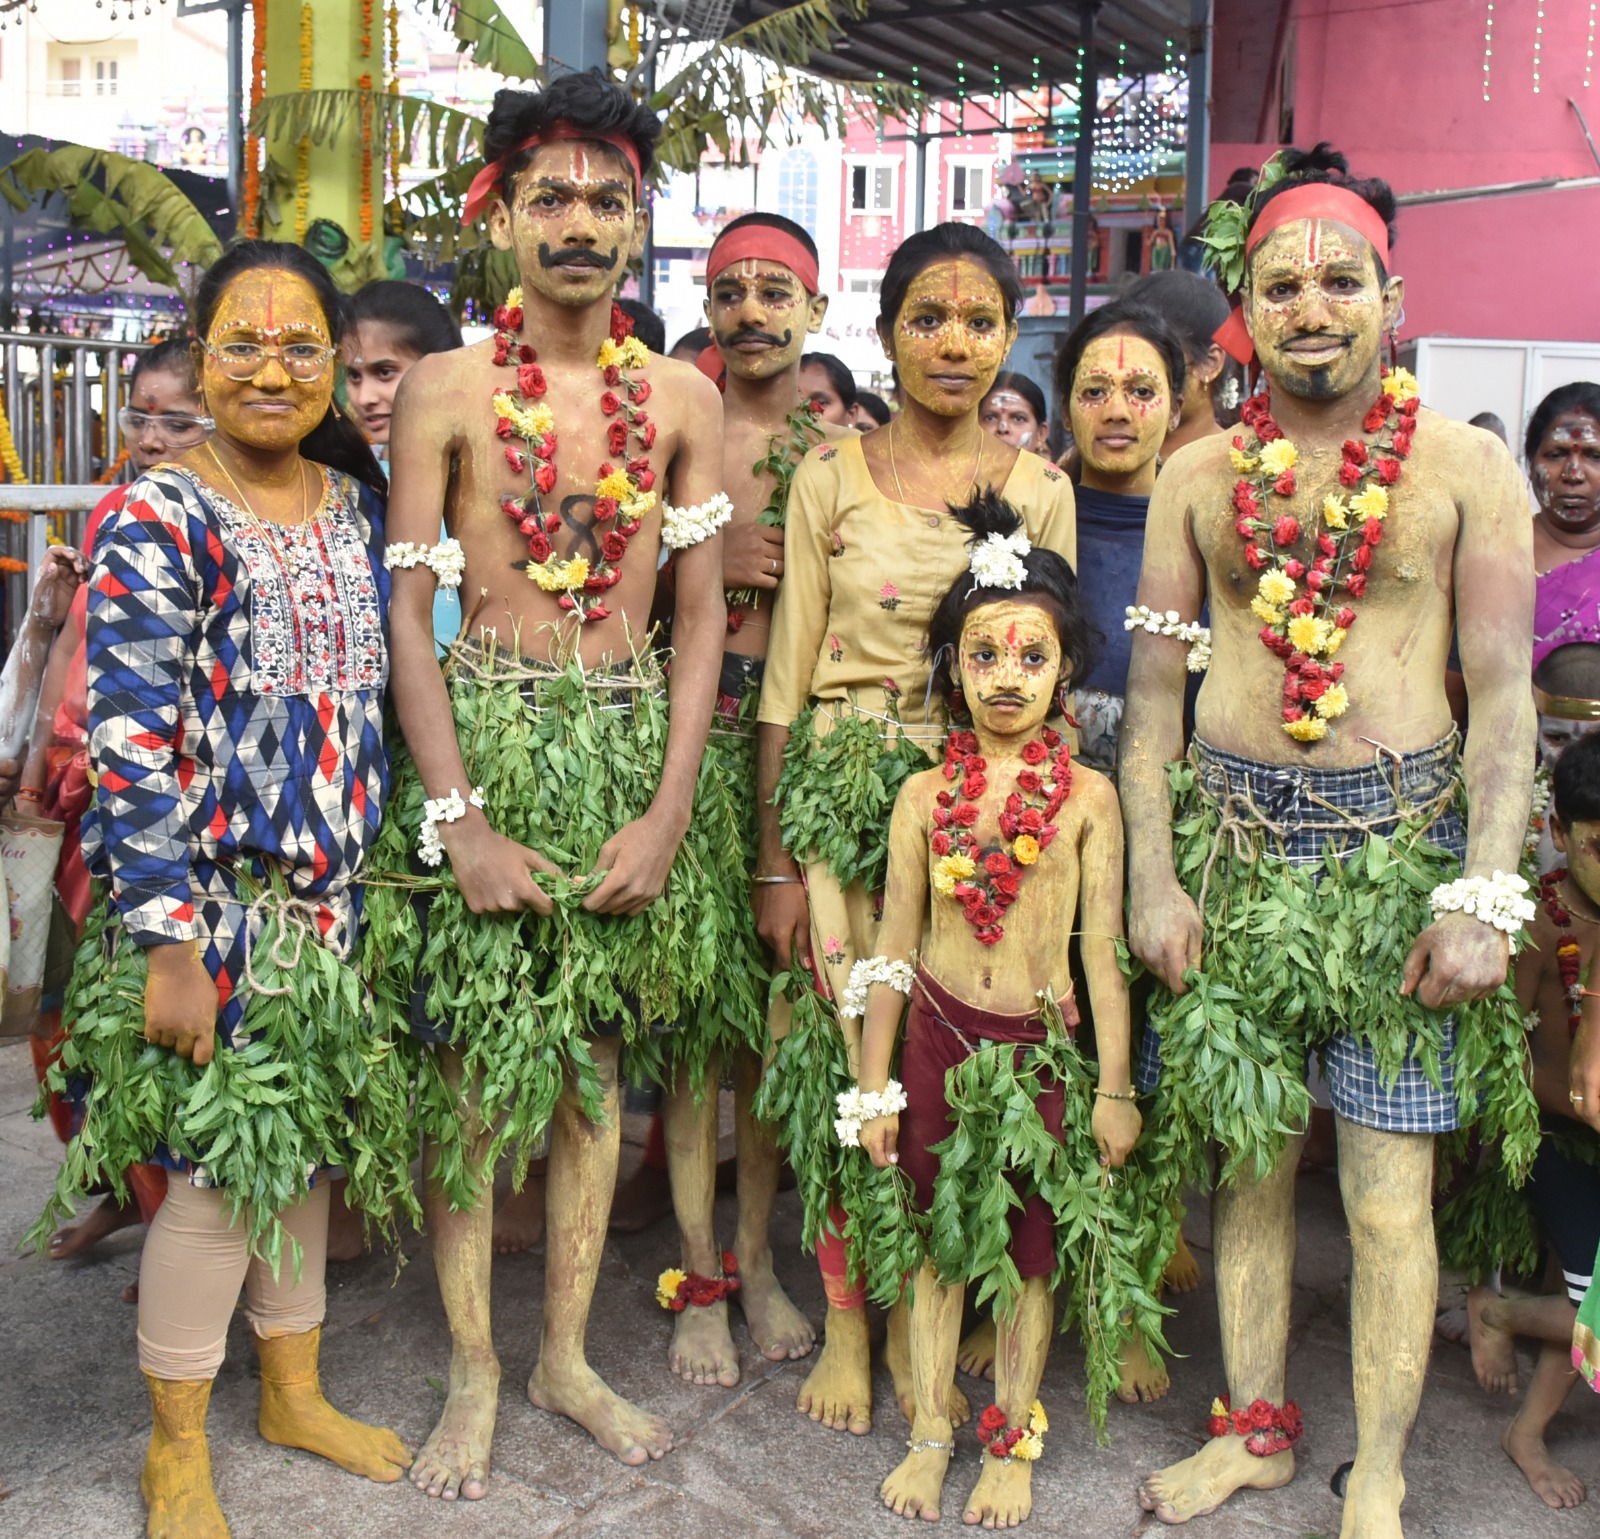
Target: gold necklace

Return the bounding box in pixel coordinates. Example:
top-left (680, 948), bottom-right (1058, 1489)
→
top-left (205, 442), bottom-right (312, 530)
top-left (887, 417), bottom-right (985, 512)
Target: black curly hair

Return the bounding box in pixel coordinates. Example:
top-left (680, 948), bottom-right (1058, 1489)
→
top-left (926, 490), bottom-right (1101, 713)
top-left (484, 71), bottom-right (661, 206)
top-left (1248, 142), bottom-right (1398, 281)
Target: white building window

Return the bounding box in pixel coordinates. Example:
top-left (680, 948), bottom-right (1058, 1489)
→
top-left (95, 59), bottom-right (119, 96)
top-left (847, 160), bottom-right (896, 218)
top-left (58, 58), bottom-right (82, 97)
top-left (777, 150), bottom-right (818, 236)
top-left (948, 162), bottom-right (989, 216)
top-left (843, 274), bottom-right (882, 294)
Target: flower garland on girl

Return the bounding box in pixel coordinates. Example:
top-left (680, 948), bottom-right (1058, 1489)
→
top-left (1234, 366), bottom-right (1420, 743)
top-left (1539, 868), bottom-right (1587, 1038)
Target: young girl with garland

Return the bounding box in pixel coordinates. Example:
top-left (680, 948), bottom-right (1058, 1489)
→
top-left (1456, 730), bottom-right (1600, 1509)
top-left (851, 492), bottom-right (1157, 1527)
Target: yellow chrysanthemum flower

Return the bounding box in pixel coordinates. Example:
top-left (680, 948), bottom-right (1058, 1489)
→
top-left (504, 286), bottom-right (524, 309)
top-left (1013, 1431), bottom-right (1044, 1461)
top-left (1013, 835), bottom-right (1041, 866)
top-left (1210, 1397), bottom-right (1229, 1419)
top-left (1350, 484), bottom-right (1389, 521)
top-left (1322, 494), bottom-right (1349, 531)
top-left (529, 557), bottom-right (590, 593)
top-left (1229, 447), bottom-right (1257, 473)
top-left (655, 1268), bottom-right (687, 1309)
top-left (1325, 626), bottom-right (1347, 656)
top-left (932, 852), bottom-right (977, 895)
top-left (1258, 439), bottom-right (1299, 477)
top-left (1257, 569), bottom-right (1296, 608)
top-left (523, 403), bottom-right (554, 438)
top-left (1316, 683), bottom-right (1350, 719)
top-left (596, 470), bottom-right (635, 503)
top-left (620, 336), bottom-right (651, 369)
top-left (1251, 596), bottom-right (1285, 626)
top-left (1385, 366), bottom-right (1419, 403)
top-left (1287, 614), bottom-right (1333, 656)
top-left (491, 390), bottom-right (518, 420)
top-left (622, 490), bottom-right (657, 521)
top-left (1284, 715), bottom-right (1329, 742)
top-left (596, 338), bottom-right (625, 369)
top-left (1028, 1401), bottom-right (1049, 1434)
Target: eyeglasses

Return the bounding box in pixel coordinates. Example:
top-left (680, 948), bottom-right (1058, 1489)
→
top-left (205, 338), bottom-right (336, 382)
top-left (117, 408), bottom-right (215, 445)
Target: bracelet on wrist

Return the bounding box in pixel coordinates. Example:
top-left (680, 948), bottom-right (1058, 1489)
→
top-left (753, 874), bottom-right (803, 886)
top-left (1094, 1087), bottom-right (1137, 1102)
top-left (834, 1079), bottom-right (909, 1147)
top-left (1428, 870), bottom-right (1535, 949)
top-left (418, 786), bottom-right (486, 868)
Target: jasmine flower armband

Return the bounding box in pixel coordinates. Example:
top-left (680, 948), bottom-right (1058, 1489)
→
top-left (1125, 604), bottom-right (1212, 672)
top-left (660, 492), bottom-right (734, 551)
top-left (384, 538), bottom-right (466, 589)
top-left (835, 1081), bottom-right (909, 1147)
top-left (1428, 870), bottom-right (1536, 948)
top-left (418, 786), bottom-right (486, 868)
top-left (839, 955), bottom-right (915, 1019)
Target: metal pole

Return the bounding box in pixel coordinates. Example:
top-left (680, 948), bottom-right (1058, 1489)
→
top-left (227, 0), bottom-right (245, 217)
top-left (914, 124), bottom-right (929, 234)
top-left (545, 0), bottom-right (611, 77)
top-left (1184, 0), bottom-right (1212, 236)
top-left (639, 51), bottom-right (657, 311)
top-left (1068, 2), bottom-right (1101, 326)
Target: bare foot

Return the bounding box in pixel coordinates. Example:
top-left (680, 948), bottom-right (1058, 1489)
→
top-left (1338, 1464), bottom-right (1405, 1539)
top-left (50, 1194), bottom-right (139, 1260)
top-left (325, 1178), bottom-right (366, 1264)
top-left (882, 1424), bottom-right (954, 1521)
top-left (1117, 1331), bottom-right (1170, 1404)
top-left (797, 1303), bottom-right (873, 1434)
top-left (492, 1176), bottom-right (546, 1255)
top-left (528, 1360), bottom-right (672, 1465)
top-left (1434, 1302), bottom-right (1469, 1347)
top-left (123, 1281), bottom-right (139, 1304)
top-left (957, 1319), bottom-right (997, 1382)
top-left (608, 1160), bottom-right (673, 1234)
top-left (734, 1249), bottom-right (815, 1361)
top-left (1503, 1418), bottom-right (1586, 1508)
top-left (964, 1453), bottom-right (1033, 1528)
top-left (1163, 1233), bottom-right (1203, 1294)
top-left (888, 1300), bottom-right (971, 1426)
top-left (142, 1382), bottom-right (229, 1539)
top-left (1138, 1435), bottom-right (1294, 1524)
top-left (258, 1377), bottom-right (411, 1481)
top-left (1469, 1287), bottom-right (1519, 1394)
top-left (409, 1355), bottom-right (499, 1500)
top-left (669, 1299), bottom-right (741, 1388)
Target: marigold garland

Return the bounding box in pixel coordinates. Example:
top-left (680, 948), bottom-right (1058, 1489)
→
top-left (357, 73), bottom-right (375, 244)
top-left (1206, 1393), bottom-right (1304, 1457)
top-left (294, 3), bottom-right (312, 245)
top-left (1540, 868), bottom-right (1587, 1039)
top-left (242, 0), bottom-right (266, 237)
top-left (491, 287), bottom-right (656, 621)
top-left (975, 1400), bottom-right (1048, 1461)
top-left (1233, 366), bottom-right (1420, 744)
top-left (359, 0), bottom-right (374, 57)
top-left (387, 2), bottom-right (402, 202)
top-left (931, 727), bottom-right (1072, 945)
top-left (656, 1252), bottom-right (740, 1310)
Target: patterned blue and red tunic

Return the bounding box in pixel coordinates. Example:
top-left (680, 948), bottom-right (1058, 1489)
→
top-left (82, 462), bottom-right (389, 1056)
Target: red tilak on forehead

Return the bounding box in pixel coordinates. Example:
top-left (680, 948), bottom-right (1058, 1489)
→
top-left (1006, 620), bottom-right (1018, 646)
top-left (1306, 220), bottom-right (1320, 266)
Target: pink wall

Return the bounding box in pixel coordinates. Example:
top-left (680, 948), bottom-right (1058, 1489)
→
top-left (1211, 0), bottom-right (1600, 341)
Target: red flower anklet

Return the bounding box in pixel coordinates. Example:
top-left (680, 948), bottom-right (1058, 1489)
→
top-left (1206, 1393), bottom-right (1303, 1456)
top-left (656, 1251), bottom-right (741, 1311)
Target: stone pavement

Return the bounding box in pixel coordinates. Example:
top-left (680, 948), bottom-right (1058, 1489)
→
top-left (2, 1036), bottom-right (1596, 1538)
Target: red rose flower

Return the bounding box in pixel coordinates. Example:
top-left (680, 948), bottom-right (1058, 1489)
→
top-left (603, 364), bottom-right (622, 387)
top-left (1232, 434), bottom-right (1246, 450)
top-left (600, 390), bottom-right (622, 417)
top-left (1021, 740), bottom-right (1049, 765)
top-left (1336, 606), bottom-right (1356, 629)
top-left (517, 364), bottom-right (547, 398)
top-left (1363, 518), bottom-right (1384, 544)
top-left (528, 532), bottom-right (552, 562)
top-left (630, 379), bottom-right (653, 404)
top-left (535, 463), bottom-right (558, 495)
top-left (492, 339), bottom-right (510, 367)
top-left (1272, 515), bottom-right (1300, 547)
top-left (1363, 404), bottom-right (1389, 434)
top-left (636, 469), bottom-right (656, 493)
top-left (974, 904), bottom-right (1002, 926)
top-left (516, 342), bottom-right (534, 364)
top-left (519, 515), bottom-right (540, 536)
top-left (1037, 826), bottom-right (1058, 850)
top-left (1232, 482), bottom-right (1260, 516)
top-left (1019, 807), bottom-right (1045, 834)
top-left (1273, 471), bottom-right (1296, 497)
top-left (1244, 543), bottom-right (1266, 570)
top-left (931, 831), bottom-right (953, 856)
top-left (1284, 558), bottom-right (1306, 580)
top-left (495, 416), bottom-right (515, 440)
top-left (989, 1440), bottom-right (1010, 1459)
top-left (1305, 568), bottom-right (1326, 592)
top-left (1017, 770), bottom-right (1042, 794)
top-left (608, 422), bottom-right (629, 455)
top-left (545, 514), bottom-right (562, 534)
top-left (1399, 396), bottom-right (1419, 416)
top-left (983, 852), bottom-right (1011, 877)
top-left (506, 448), bottom-right (527, 473)
top-left (641, 422), bottom-right (658, 449)
top-left (590, 496), bottom-right (617, 523)
top-left (1282, 706), bottom-right (1305, 723)
top-left (962, 774), bottom-right (987, 799)
top-left (1375, 456), bottom-right (1401, 485)
top-left (1342, 438), bottom-right (1369, 465)
top-left (726, 609), bottom-right (746, 633)
top-left (601, 531), bottom-right (628, 562)
top-left (1299, 676), bottom-right (1328, 701)
top-left (953, 803), bottom-right (980, 827)
top-left (936, 789), bottom-right (954, 807)
top-left (1346, 572), bottom-right (1368, 597)
top-left (993, 873), bottom-right (1021, 899)
top-left (587, 603), bottom-right (610, 622)
top-left (1338, 461), bottom-right (1363, 487)
top-left (978, 1406), bottom-right (1008, 1437)
top-left (1317, 532), bottom-right (1339, 559)
top-left (534, 437), bottom-right (557, 460)
top-left (1288, 597), bottom-right (1314, 617)
top-left (1235, 517), bottom-right (1257, 539)
top-left (1352, 544), bottom-right (1373, 572)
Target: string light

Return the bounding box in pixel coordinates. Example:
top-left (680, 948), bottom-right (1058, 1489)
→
top-left (1587, 1), bottom-right (1596, 89)
top-left (1482, 0), bottom-right (1494, 101)
top-left (1533, 0), bottom-right (1544, 95)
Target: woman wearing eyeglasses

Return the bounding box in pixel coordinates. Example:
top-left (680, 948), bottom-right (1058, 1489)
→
top-left (39, 240), bottom-right (413, 1534)
top-left (23, 336), bottom-right (212, 1276)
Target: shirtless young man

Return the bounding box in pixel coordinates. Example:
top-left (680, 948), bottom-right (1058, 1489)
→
top-left (654, 214), bottom-right (842, 1390)
top-left (1120, 146), bottom-right (1535, 1537)
top-left (377, 74), bottom-right (726, 1497)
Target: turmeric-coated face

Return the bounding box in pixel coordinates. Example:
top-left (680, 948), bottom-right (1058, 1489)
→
top-left (884, 257), bottom-right (1016, 417)
top-left (706, 257), bottom-right (826, 382)
top-left (1069, 331), bottom-right (1173, 479)
top-left (958, 598), bottom-right (1063, 741)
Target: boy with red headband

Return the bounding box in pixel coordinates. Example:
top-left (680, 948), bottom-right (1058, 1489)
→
top-left (372, 74), bottom-right (728, 1494)
top-left (1122, 144), bottom-right (1538, 1536)
top-left (646, 213), bottom-right (845, 1393)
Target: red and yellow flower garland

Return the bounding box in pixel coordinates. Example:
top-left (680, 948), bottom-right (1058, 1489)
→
top-left (1539, 869), bottom-right (1586, 1039)
top-left (656, 1252), bottom-right (740, 1311)
top-left (930, 727), bottom-right (1072, 946)
top-left (242, 0), bottom-right (266, 237)
top-left (1233, 366), bottom-right (1420, 743)
top-left (491, 288), bottom-right (656, 622)
top-left (294, 3), bottom-right (312, 245)
top-left (975, 1400), bottom-right (1048, 1461)
top-left (1206, 1393), bottom-right (1303, 1457)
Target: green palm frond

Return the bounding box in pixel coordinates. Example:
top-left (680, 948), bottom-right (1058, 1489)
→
top-left (0, 144), bottom-right (223, 288)
top-left (253, 90), bottom-right (486, 172)
top-left (413, 0), bottom-right (539, 81)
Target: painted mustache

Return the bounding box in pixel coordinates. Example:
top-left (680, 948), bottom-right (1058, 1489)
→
top-left (537, 244), bottom-right (620, 271)
top-left (720, 327), bottom-right (792, 349)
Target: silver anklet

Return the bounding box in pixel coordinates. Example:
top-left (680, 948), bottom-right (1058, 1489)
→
top-left (906, 1438), bottom-right (953, 1454)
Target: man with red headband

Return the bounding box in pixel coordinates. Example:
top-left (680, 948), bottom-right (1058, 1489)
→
top-left (1122, 145), bottom-right (1536, 1535)
top-left (373, 73), bottom-right (729, 1494)
top-left (643, 212), bottom-right (844, 1394)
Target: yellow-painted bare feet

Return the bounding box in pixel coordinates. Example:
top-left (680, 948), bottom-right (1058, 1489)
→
top-left (957, 1318), bottom-right (998, 1382)
top-left (882, 1416), bottom-right (954, 1521)
top-left (1469, 1288), bottom-right (1519, 1395)
top-left (735, 1247), bottom-right (816, 1361)
top-left (964, 1452), bottom-right (1034, 1528)
top-left (888, 1299), bottom-right (971, 1427)
top-left (669, 1298), bottom-right (742, 1387)
top-left (410, 1350), bottom-right (499, 1500)
top-left (797, 1302), bottom-right (873, 1434)
top-left (1138, 1434), bottom-right (1294, 1524)
top-left (142, 1376), bottom-right (230, 1539)
top-left (1503, 1417), bottom-right (1586, 1508)
top-left (255, 1329), bottom-right (411, 1482)
top-left (492, 1173), bottom-right (546, 1255)
top-left (1117, 1331), bottom-right (1170, 1404)
top-left (528, 1360), bottom-right (673, 1465)
top-left (1337, 1463), bottom-right (1406, 1539)
top-left (1163, 1232), bottom-right (1203, 1294)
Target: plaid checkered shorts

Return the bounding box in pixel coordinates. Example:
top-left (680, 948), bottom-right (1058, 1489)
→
top-left (1138, 733), bottom-right (1468, 1135)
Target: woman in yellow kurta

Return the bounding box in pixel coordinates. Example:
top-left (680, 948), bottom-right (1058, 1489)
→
top-left (754, 221), bottom-right (1076, 1438)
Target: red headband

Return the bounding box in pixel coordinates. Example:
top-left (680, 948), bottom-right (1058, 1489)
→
top-left (704, 225), bottom-right (820, 295)
top-left (1214, 183), bottom-right (1394, 365)
top-left (461, 124), bottom-right (644, 226)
